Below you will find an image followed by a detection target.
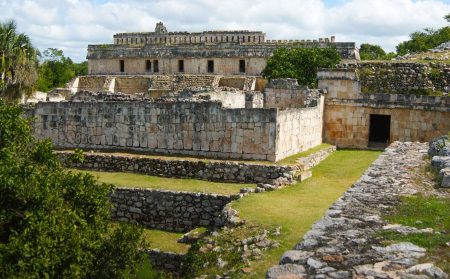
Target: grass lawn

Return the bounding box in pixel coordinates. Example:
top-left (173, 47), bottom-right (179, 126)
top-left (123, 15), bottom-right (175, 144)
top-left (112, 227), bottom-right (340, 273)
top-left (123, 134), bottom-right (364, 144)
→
top-left (379, 195), bottom-right (450, 273)
top-left (232, 150), bottom-right (381, 278)
top-left (141, 229), bottom-right (189, 254)
top-left (61, 143), bottom-right (332, 166)
top-left (69, 169), bottom-right (248, 195)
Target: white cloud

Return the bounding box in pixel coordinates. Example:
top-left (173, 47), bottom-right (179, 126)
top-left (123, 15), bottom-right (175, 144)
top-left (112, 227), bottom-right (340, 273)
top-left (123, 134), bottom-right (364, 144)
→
top-left (1, 0), bottom-right (449, 61)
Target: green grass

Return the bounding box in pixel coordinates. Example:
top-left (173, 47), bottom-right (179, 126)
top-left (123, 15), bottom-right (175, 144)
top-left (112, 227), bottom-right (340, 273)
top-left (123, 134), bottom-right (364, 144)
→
top-left (141, 229), bottom-right (189, 254)
top-left (69, 169), bottom-right (248, 195)
top-left (379, 195), bottom-right (450, 273)
top-left (275, 143), bottom-right (333, 165)
top-left (232, 150), bottom-right (381, 278)
top-left (61, 143), bottom-right (333, 166)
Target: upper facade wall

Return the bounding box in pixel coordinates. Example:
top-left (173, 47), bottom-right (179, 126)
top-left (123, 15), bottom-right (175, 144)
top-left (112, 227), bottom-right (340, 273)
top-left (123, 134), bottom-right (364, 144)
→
top-left (114, 31), bottom-right (266, 45)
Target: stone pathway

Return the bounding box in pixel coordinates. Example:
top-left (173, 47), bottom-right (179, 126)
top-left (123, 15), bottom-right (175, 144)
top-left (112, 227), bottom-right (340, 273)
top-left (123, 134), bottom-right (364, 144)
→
top-left (267, 142), bottom-right (448, 279)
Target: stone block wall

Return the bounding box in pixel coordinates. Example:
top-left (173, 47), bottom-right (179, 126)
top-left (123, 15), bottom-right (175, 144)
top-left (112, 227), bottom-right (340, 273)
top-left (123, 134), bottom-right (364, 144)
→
top-left (319, 68), bottom-right (450, 148)
top-left (88, 57), bottom-right (268, 76)
top-left (356, 62), bottom-right (450, 94)
top-left (57, 151), bottom-right (294, 184)
top-left (264, 79), bottom-right (308, 109)
top-left (275, 97), bottom-right (324, 161)
top-left (245, 91), bottom-right (264, 109)
top-left (74, 76), bottom-right (108, 92)
top-left (114, 77), bottom-right (150, 94)
top-left (29, 100), bottom-right (279, 161)
top-left (111, 188), bottom-right (237, 232)
top-left (324, 101), bottom-right (450, 148)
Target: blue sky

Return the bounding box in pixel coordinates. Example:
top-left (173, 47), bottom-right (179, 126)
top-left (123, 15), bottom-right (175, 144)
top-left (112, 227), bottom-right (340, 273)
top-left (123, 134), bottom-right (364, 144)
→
top-left (1, 0), bottom-right (449, 62)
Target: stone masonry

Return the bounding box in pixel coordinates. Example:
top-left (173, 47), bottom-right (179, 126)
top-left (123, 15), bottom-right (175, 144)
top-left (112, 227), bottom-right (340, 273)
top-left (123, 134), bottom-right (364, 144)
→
top-left (57, 151), bottom-right (294, 184)
top-left (87, 22), bottom-right (359, 76)
top-left (267, 142), bottom-right (448, 279)
top-left (319, 69), bottom-right (450, 149)
top-left (111, 188), bottom-right (238, 232)
top-left (28, 84), bottom-right (324, 162)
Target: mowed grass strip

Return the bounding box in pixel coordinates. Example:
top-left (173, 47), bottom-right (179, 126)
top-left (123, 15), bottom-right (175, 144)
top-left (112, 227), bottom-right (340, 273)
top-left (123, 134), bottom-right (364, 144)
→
top-left (69, 169), bottom-right (248, 195)
top-left (232, 150), bottom-right (382, 278)
top-left (141, 229), bottom-right (189, 254)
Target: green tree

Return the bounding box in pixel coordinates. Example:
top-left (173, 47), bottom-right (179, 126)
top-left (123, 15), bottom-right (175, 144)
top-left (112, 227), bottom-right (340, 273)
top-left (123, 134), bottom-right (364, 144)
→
top-left (445, 13), bottom-right (450, 23)
top-left (0, 20), bottom-right (38, 99)
top-left (0, 101), bottom-right (146, 278)
top-left (396, 26), bottom-right (450, 55)
top-left (262, 47), bottom-right (340, 87)
top-left (359, 43), bottom-right (386, 60)
top-left (36, 48), bottom-right (88, 92)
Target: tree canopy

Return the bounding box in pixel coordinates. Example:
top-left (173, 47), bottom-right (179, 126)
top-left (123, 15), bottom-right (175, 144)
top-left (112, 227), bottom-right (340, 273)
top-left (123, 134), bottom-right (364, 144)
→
top-left (0, 101), bottom-right (145, 278)
top-left (359, 43), bottom-right (396, 60)
top-left (36, 48), bottom-right (88, 92)
top-left (0, 20), bottom-right (38, 99)
top-left (396, 14), bottom-right (450, 55)
top-left (261, 47), bottom-right (340, 88)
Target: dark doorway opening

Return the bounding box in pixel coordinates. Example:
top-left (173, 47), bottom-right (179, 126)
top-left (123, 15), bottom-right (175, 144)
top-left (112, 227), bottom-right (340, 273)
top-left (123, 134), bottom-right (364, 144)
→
top-left (178, 60), bottom-right (184, 72)
top-left (119, 60), bottom-right (124, 73)
top-left (153, 60), bottom-right (159, 72)
top-left (146, 60), bottom-right (152, 72)
top-left (369, 114), bottom-right (391, 148)
top-left (207, 60), bottom-right (214, 73)
top-left (239, 59), bottom-right (246, 73)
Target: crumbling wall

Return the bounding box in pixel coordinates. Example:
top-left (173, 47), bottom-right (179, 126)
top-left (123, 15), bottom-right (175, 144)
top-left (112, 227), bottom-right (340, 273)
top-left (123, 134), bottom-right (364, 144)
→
top-left (57, 151), bottom-right (294, 184)
top-left (111, 188), bottom-right (237, 232)
top-left (76, 76), bottom-right (107, 92)
top-left (356, 62), bottom-right (450, 94)
top-left (114, 77), bottom-right (150, 94)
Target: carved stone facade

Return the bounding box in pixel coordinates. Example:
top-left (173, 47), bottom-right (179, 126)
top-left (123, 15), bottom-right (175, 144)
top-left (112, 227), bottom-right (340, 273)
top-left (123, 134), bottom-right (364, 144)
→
top-left (87, 22), bottom-right (359, 76)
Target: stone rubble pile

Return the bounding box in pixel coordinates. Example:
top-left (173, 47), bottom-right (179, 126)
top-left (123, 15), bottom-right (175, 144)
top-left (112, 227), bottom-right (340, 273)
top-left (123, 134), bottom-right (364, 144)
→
top-left (267, 142), bottom-right (448, 279)
top-left (429, 135), bottom-right (450, 188)
top-left (431, 41), bottom-right (450, 52)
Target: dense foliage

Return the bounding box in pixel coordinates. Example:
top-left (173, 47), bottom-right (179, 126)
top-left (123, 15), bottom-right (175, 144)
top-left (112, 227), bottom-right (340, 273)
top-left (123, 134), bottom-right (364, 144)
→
top-left (396, 27), bottom-right (450, 55)
top-left (0, 20), bottom-right (38, 99)
top-left (36, 48), bottom-right (87, 92)
top-left (359, 43), bottom-right (396, 60)
top-left (0, 101), bottom-right (144, 278)
top-left (262, 47), bottom-right (340, 87)
top-left (396, 14), bottom-right (450, 55)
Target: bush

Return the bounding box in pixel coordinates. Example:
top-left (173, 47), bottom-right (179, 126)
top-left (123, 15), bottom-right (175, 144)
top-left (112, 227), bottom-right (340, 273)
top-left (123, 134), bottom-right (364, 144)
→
top-left (396, 27), bottom-right (450, 55)
top-left (0, 101), bottom-right (145, 278)
top-left (261, 47), bottom-right (340, 88)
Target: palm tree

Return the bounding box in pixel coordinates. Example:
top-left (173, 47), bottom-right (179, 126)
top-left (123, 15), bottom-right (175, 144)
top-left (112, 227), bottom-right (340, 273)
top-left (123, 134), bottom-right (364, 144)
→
top-left (0, 20), bottom-right (38, 100)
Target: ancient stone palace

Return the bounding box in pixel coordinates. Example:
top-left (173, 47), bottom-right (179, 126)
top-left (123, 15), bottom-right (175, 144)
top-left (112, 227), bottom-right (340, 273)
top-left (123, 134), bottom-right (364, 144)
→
top-left (87, 22), bottom-right (359, 76)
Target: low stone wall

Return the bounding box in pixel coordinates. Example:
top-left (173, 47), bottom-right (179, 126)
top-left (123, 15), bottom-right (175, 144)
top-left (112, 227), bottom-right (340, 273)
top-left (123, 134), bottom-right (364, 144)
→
top-left (111, 188), bottom-right (237, 232)
top-left (57, 151), bottom-right (293, 184)
top-left (267, 142), bottom-right (448, 278)
top-left (147, 249), bottom-right (186, 274)
top-left (294, 145), bottom-right (336, 172)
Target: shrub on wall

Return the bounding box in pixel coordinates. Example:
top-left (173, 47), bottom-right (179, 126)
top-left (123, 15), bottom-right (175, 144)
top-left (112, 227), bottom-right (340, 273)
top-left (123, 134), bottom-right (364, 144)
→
top-left (261, 47), bottom-right (341, 88)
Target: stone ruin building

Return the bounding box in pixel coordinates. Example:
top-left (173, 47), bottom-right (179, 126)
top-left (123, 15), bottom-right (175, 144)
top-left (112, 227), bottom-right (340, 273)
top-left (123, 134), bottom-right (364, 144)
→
top-left (25, 24), bottom-right (450, 162)
top-left (87, 22), bottom-right (359, 76)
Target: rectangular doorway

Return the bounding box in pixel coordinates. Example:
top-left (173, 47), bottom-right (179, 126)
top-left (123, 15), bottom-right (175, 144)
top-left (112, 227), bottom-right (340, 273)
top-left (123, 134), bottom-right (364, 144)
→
top-left (207, 60), bottom-right (214, 73)
top-left (119, 60), bottom-right (124, 73)
top-left (368, 114), bottom-right (391, 148)
top-left (239, 59), bottom-right (246, 73)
